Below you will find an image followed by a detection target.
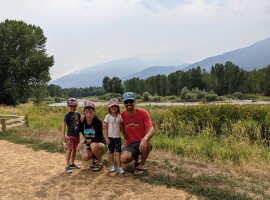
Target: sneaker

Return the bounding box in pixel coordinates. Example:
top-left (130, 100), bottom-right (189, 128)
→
top-left (65, 166), bottom-right (72, 173)
top-left (117, 167), bottom-right (125, 174)
top-left (69, 164), bottom-right (81, 169)
top-left (109, 165), bottom-right (115, 172)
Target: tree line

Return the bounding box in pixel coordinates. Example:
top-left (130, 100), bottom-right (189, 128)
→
top-left (124, 62), bottom-right (270, 97)
top-left (48, 61), bottom-right (270, 100)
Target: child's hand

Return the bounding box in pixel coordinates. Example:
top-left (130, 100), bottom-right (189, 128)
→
top-left (76, 141), bottom-right (84, 152)
top-left (64, 135), bottom-right (70, 144)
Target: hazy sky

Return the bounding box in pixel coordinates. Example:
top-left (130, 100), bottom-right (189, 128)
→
top-left (1, 0), bottom-right (270, 79)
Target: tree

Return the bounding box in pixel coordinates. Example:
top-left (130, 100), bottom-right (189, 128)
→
top-left (102, 76), bottom-right (111, 93)
top-left (263, 65), bottom-right (270, 96)
top-left (188, 66), bottom-right (205, 90)
top-left (0, 19), bottom-right (54, 105)
top-left (111, 77), bottom-right (124, 94)
top-left (102, 76), bottom-right (123, 94)
top-left (48, 84), bottom-right (63, 97)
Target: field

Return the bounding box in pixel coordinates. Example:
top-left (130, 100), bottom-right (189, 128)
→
top-left (1, 103), bottom-right (270, 199)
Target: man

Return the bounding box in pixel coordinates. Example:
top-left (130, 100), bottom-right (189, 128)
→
top-left (120, 92), bottom-right (155, 175)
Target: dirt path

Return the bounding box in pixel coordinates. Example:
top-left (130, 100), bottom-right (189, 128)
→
top-left (0, 140), bottom-right (197, 200)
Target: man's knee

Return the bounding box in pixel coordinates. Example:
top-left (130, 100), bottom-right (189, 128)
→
top-left (120, 151), bottom-right (132, 164)
top-left (82, 153), bottom-right (91, 161)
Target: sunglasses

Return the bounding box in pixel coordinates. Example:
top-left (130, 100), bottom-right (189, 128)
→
top-left (124, 99), bottom-right (135, 104)
top-left (69, 105), bottom-right (77, 107)
top-left (84, 107), bottom-right (95, 111)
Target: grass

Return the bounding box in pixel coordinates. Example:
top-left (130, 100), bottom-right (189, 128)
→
top-left (0, 131), bottom-right (65, 153)
top-left (1, 103), bottom-right (270, 199)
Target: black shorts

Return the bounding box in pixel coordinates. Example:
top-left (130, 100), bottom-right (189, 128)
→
top-left (121, 142), bottom-right (141, 159)
top-left (108, 137), bottom-right (122, 153)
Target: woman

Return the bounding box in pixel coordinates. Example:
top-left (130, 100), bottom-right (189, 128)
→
top-left (76, 101), bottom-right (107, 172)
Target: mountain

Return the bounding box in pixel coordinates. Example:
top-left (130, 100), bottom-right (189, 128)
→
top-left (183, 37), bottom-right (270, 72)
top-left (122, 64), bottom-right (188, 80)
top-left (50, 37), bottom-right (270, 88)
top-left (50, 57), bottom-right (148, 88)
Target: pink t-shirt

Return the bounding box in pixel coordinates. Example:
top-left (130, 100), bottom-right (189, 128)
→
top-left (121, 108), bottom-right (153, 145)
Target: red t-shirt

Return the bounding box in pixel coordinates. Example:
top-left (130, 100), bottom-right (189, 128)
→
top-left (121, 108), bottom-right (153, 145)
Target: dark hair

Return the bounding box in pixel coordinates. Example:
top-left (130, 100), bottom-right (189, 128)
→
top-left (108, 106), bottom-right (120, 114)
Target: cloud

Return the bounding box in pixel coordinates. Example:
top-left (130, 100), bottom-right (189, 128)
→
top-left (1, 0), bottom-right (270, 79)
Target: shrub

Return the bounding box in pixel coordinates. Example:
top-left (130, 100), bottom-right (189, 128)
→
top-left (142, 92), bottom-right (150, 102)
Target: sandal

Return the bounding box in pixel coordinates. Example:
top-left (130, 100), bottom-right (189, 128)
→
top-left (90, 160), bottom-right (96, 168)
top-left (134, 160), bottom-right (141, 168)
top-left (134, 168), bottom-right (147, 175)
top-left (92, 163), bottom-right (103, 172)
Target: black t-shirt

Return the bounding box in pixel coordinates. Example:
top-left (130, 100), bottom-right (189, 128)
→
top-left (63, 112), bottom-right (81, 137)
top-left (80, 116), bottom-right (106, 145)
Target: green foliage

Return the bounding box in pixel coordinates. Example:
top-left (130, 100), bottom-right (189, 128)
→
top-left (232, 91), bottom-right (244, 99)
top-left (157, 104), bottom-right (270, 145)
top-left (180, 87), bottom-right (218, 102)
top-left (0, 19), bottom-right (54, 105)
top-left (102, 76), bottom-right (124, 94)
top-left (61, 86), bottom-right (104, 97)
top-left (98, 93), bottom-right (122, 102)
top-left (150, 94), bottom-right (161, 102)
top-left (142, 92), bottom-right (150, 102)
top-left (48, 84), bottom-right (63, 97)
top-left (120, 62), bottom-right (270, 100)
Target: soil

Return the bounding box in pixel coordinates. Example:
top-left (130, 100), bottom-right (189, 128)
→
top-left (0, 140), bottom-right (198, 200)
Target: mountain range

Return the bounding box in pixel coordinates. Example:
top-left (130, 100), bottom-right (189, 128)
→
top-left (50, 37), bottom-right (270, 88)
top-left (183, 37), bottom-right (270, 71)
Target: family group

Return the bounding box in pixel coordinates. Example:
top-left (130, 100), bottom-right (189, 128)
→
top-left (62, 92), bottom-right (155, 175)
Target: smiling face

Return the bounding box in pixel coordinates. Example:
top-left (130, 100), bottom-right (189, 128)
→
top-left (124, 99), bottom-right (135, 112)
top-left (109, 105), bottom-right (120, 114)
top-left (84, 107), bottom-right (95, 118)
top-left (68, 104), bottom-right (77, 112)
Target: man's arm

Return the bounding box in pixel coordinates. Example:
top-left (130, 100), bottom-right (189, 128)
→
top-left (142, 126), bottom-right (154, 141)
top-left (140, 126), bottom-right (154, 152)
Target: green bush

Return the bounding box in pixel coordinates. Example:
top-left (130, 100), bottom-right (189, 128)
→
top-left (159, 105), bottom-right (270, 144)
top-left (142, 92), bottom-right (150, 102)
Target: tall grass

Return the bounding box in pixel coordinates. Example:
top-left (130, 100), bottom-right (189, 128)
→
top-left (152, 133), bottom-right (270, 165)
top-left (1, 103), bottom-right (270, 166)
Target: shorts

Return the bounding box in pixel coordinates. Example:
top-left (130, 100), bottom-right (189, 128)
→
top-left (84, 144), bottom-right (91, 150)
top-left (102, 143), bottom-right (109, 155)
top-left (108, 137), bottom-right (122, 153)
top-left (67, 136), bottom-right (80, 150)
top-left (121, 142), bottom-right (141, 159)
top-left (83, 143), bottom-right (108, 155)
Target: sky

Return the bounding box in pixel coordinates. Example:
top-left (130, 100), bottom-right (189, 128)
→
top-left (1, 0), bottom-right (270, 80)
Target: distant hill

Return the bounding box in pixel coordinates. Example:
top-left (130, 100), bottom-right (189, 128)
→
top-left (183, 37), bottom-right (270, 71)
top-left (122, 64), bottom-right (188, 81)
top-left (50, 37), bottom-right (270, 88)
top-left (50, 57), bottom-right (148, 88)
